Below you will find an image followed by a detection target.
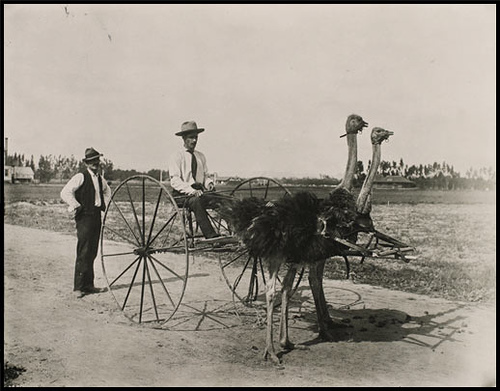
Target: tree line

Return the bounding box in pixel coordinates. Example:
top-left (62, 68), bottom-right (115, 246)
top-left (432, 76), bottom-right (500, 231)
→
top-left (284, 158), bottom-right (495, 190)
top-left (5, 153), bottom-right (167, 185)
top-left (5, 152), bottom-right (496, 190)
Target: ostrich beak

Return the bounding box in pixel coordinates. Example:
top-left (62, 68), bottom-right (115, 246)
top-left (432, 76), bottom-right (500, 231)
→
top-left (340, 120), bottom-right (369, 138)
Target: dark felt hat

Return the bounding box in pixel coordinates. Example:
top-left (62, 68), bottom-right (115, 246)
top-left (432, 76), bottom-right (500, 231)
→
top-left (83, 147), bottom-right (103, 162)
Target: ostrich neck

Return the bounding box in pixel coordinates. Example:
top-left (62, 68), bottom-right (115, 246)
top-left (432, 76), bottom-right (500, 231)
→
top-left (356, 143), bottom-right (381, 214)
top-left (338, 133), bottom-right (357, 192)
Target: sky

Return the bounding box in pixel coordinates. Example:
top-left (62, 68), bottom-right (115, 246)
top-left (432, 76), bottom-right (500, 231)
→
top-left (4, 4), bottom-right (496, 178)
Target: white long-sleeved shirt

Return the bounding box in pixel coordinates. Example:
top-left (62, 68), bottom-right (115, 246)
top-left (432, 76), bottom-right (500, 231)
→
top-left (60, 168), bottom-right (112, 212)
top-left (168, 149), bottom-right (214, 195)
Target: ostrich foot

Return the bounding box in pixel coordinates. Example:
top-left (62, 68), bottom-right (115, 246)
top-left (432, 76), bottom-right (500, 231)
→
top-left (280, 340), bottom-right (309, 351)
top-left (318, 321), bottom-right (352, 341)
top-left (263, 349), bottom-right (282, 367)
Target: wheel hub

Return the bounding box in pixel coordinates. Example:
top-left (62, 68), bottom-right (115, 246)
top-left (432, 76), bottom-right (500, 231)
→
top-left (134, 246), bottom-right (151, 257)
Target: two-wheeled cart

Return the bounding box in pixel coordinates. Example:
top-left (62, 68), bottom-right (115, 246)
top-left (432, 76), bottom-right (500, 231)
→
top-left (100, 175), bottom-right (416, 325)
top-left (100, 175), bottom-right (301, 324)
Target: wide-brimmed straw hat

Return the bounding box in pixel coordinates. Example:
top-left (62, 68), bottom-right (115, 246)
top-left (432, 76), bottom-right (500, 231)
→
top-left (175, 121), bottom-right (205, 137)
top-left (83, 147), bottom-right (103, 162)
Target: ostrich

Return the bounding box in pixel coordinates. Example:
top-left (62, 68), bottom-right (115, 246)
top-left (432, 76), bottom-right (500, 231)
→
top-left (219, 118), bottom-right (396, 365)
top-left (219, 115), bottom-right (371, 363)
top-left (306, 114), bottom-right (368, 342)
top-left (305, 126), bottom-right (394, 349)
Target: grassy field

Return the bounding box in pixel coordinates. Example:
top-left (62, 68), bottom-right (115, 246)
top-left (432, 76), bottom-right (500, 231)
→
top-left (3, 181), bottom-right (496, 205)
top-left (3, 181), bottom-right (496, 303)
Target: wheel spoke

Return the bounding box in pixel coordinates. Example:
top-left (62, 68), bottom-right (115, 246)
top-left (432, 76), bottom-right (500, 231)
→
top-left (258, 257), bottom-right (267, 286)
top-left (139, 254), bottom-right (147, 323)
top-left (232, 255), bottom-right (252, 292)
top-left (103, 225), bottom-right (140, 247)
top-left (147, 254), bottom-right (177, 308)
top-left (263, 179), bottom-right (270, 199)
top-left (146, 187), bottom-right (163, 247)
top-left (149, 253), bottom-right (187, 282)
top-left (149, 212), bottom-right (178, 247)
top-left (102, 250), bottom-right (137, 258)
top-left (207, 211), bottom-right (228, 234)
top-left (221, 248), bottom-right (249, 269)
top-left (248, 258), bottom-right (259, 301)
top-left (110, 198), bottom-right (141, 245)
top-left (151, 244), bottom-right (187, 253)
top-left (141, 177), bottom-right (146, 246)
top-left (144, 257), bottom-right (160, 321)
top-left (108, 255), bottom-right (141, 287)
top-left (125, 182), bottom-right (144, 244)
top-left (121, 256), bottom-right (143, 311)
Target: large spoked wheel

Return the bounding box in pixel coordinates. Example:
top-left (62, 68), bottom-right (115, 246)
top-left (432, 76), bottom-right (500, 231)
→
top-left (100, 175), bottom-right (189, 324)
top-left (218, 177), bottom-right (304, 308)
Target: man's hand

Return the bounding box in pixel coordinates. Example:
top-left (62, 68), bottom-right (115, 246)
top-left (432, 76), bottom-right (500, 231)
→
top-left (191, 182), bottom-right (204, 196)
top-left (69, 205), bottom-right (83, 218)
top-left (191, 182), bottom-right (204, 190)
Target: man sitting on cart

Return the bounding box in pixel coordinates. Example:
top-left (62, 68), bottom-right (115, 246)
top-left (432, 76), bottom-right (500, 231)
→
top-left (168, 120), bottom-right (222, 240)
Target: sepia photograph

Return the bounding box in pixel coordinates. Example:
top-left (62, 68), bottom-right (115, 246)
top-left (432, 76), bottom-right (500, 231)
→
top-left (4, 4), bottom-right (496, 387)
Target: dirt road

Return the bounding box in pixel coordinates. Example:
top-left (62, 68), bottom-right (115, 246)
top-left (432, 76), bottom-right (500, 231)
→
top-left (4, 224), bottom-right (496, 386)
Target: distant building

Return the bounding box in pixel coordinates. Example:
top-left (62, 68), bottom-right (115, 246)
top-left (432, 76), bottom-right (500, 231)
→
top-left (4, 137), bottom-right (34, 183)
top-left (215, 176), bottom-right (243, 185)
top-left (4, 166), bottom-right (35, 183)
top-left (4, 166), bottom-right (12, 182)
top-left (373, 175), bottom-right (416, 189)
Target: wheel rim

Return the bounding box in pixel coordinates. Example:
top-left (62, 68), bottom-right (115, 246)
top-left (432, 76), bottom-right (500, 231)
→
top-left (218, 177), bottom-right (304, 308)
top-left (100, 175), bottom-right (189, 324)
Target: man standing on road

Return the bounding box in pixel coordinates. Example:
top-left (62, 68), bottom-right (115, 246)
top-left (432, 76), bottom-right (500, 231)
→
top-left (168, 120), bottom-right (222, 240)
top-left (61, 147), bottom-right (112, 298)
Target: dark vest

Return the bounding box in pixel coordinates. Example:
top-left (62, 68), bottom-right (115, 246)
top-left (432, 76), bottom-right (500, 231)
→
top-left (74, 170), bottom-right (98, 215)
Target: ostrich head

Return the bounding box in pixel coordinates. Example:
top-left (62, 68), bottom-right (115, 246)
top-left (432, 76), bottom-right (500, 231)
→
top-left (370, 127), bottom-right (394, 144)
top-left (340, 114), bottom-right (368, 138)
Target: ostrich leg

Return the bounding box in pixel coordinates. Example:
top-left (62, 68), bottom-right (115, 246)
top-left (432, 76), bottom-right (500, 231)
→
top-left (263, 259), bottom-right (281, 365)
top-left (278, 265), bottom-right (297, 350)
top-left (308, 259), bottom-right (340, 340)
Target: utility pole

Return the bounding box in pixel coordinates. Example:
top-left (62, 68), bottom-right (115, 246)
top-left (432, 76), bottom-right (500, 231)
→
top-left (4, 137), bottom-right (8, 164)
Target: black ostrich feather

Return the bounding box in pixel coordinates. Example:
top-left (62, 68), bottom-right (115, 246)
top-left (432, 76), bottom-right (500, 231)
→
top-left (320, 187), bottom-right (358, 237)
top-left (245, 192), bottom-right (321, 261)
top-left (217, 196), bottom-right (268, 240)
top-left (243, 191), bottom-right (352, 264)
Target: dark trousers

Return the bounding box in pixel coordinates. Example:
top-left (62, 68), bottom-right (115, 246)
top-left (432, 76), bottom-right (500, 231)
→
top-left (74, 210), bottom-right (102, 291)
top-left (174, 191), bottom-right (220, 238)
